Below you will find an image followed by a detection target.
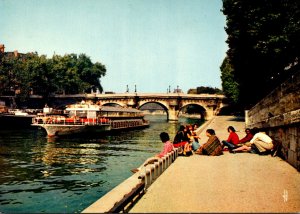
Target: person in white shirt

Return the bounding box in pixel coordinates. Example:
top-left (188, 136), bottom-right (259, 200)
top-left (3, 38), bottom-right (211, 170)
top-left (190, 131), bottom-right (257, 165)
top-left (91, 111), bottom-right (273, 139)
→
top-left (232, 128), bottom-right (273, 154)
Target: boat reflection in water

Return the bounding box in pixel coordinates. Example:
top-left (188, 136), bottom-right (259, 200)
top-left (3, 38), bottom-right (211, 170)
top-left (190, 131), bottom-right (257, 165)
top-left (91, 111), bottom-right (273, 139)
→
top-left (32, 101), bottom-right (149, 137)
top-left (39, 139), bottom-right (109, 177)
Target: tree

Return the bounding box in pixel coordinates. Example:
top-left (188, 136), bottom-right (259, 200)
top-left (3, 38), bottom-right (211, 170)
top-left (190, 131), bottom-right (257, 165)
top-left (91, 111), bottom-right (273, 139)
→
top-left (220, 56), bottom-right (239, 103)
top-left (22, 53), bottom-right (55, 98)
top-left (196, 86), bottom-right (222, 94)
top-left (222, 0), bottom-right (300, 108)
top-left (75, 54), bottom-right (106, 93)
top-left (0, 51), bottom-right (107, 100)
top-left (0, 55), bottom-right (18, 95)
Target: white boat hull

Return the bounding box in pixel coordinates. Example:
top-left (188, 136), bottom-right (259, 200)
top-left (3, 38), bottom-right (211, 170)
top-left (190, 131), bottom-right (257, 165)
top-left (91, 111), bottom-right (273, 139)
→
top-left (32, 120), bottom-right (149, 137)
top-left (32, 124), bottom-right (111, 137)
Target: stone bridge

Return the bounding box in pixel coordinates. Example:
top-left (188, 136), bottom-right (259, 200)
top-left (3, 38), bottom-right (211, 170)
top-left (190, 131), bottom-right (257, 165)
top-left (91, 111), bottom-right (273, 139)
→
top-left (80, 93), bottom-right (227, 121)
top-left (1, 93), bottom-right (227, 121)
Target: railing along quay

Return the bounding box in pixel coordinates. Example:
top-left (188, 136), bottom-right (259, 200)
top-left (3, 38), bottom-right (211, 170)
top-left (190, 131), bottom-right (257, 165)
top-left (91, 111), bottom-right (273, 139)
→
top-left (82, 148), bottom-right (179, 213)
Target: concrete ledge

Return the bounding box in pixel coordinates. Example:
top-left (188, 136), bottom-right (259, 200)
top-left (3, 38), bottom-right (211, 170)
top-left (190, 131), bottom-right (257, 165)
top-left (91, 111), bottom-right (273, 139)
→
top-left (82, 172), bottom-right (142, 213)
top-left (82, 149), bottom-right (178, 213)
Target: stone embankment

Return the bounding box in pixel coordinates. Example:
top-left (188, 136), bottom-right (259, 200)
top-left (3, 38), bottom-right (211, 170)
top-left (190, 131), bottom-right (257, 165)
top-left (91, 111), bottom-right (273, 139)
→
top-left (246, 70), bottom-right (300, 171)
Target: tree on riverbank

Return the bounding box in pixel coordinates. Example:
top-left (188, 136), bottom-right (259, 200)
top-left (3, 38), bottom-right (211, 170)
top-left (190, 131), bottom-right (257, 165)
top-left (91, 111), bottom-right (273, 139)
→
top-left (221, 0), bottom-right (300, 108)
top-left (0, 52), bottom-right (106, 100)
top-left (187, 86), bottom-right (222, 94)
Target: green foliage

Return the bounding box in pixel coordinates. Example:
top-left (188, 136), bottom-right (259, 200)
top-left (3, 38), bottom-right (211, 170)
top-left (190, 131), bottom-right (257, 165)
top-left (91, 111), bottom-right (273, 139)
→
top-left (188, 87), bottom-right (222, 94)
top-left (194, 86), bottom-right (222, 94)
top-left (220, 56), bottom-right (239, 103)
top-left (0, 52), bottom-right (106, 99)
top-left (222, 0), bottom-right (300, 107)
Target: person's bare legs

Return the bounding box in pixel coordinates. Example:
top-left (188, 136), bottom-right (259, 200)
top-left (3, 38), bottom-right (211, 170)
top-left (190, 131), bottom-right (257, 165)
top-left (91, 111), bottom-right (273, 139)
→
top-left (233, 145), bottom-right (251, 152)
top-left (131, 157), bottom-right (159, 173)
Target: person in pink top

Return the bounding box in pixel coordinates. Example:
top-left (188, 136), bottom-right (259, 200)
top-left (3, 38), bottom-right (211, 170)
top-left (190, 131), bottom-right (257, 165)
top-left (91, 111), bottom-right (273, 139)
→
top-left (157, 132), bottom-right (174, 158)
top-left (131, 132), bottom-right (174, 173)
top-left (222, 126), bottom-right (239, 152)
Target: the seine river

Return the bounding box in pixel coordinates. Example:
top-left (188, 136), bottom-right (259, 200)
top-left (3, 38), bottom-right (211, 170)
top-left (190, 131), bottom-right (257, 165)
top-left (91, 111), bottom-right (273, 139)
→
top-left (0, 115), bottom-right (202, 213)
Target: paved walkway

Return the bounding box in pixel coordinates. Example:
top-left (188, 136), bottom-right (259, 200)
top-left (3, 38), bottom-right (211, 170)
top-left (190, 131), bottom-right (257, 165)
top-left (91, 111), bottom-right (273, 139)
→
top-left (129, 116), bottom-right (300, 213)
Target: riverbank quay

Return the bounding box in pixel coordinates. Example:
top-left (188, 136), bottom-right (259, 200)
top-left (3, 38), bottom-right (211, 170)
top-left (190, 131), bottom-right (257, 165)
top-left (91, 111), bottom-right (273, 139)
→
top-left (82, 148), bottom-right (180, 213)
top-left (129, 116), bottom-right (300, 213)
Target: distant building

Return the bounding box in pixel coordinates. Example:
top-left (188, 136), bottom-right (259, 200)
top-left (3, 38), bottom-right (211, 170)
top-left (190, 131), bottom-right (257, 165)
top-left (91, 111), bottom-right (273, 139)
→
top-left (0, 43), bottom-right (27, 59)
top-left (0, 44), bottom-right (5, 53)
top-left (0, 44), bottom-right (29, 96)
top-left (173, 88), bottom-right (183, 93)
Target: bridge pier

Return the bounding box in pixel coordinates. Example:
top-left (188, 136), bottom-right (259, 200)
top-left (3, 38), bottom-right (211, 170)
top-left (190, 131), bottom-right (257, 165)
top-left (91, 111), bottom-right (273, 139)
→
top-left (168, 109), bottom-right (179, 121)
top-left (205, 107), bottom-right (215, 121)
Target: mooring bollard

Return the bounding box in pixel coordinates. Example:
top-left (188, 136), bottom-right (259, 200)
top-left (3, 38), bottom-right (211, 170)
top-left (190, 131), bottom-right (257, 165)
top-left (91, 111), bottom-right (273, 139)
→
top-left (165, 156), bottom-right (168, 169)
top-left (137, 150), bottom-right (178, 191)
top-left (162, 156), bottom-right (167, 170)
top-left (171, 150), bottom-right (176, 162)
top-left (158, 158), bottom-right (163, 174)
top-left (166, 154), bottom-right (170, 167)
top-left (145, 168), bottom-right (151, 188)
top-left (150, 165), bottom-right (155, 181)
top-left (154, 162), bottom-right (159, 179)
top-left (168, 153), bottom-right (172, 165)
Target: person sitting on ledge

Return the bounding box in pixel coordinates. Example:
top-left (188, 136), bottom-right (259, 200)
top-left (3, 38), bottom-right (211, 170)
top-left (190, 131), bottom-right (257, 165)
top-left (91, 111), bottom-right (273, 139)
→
top-left (195, 129), bottom-right (223, 156)
top-left (131, 132), bottom-right (174, 173)
top-left (232, 128), bottom-right (273, 155)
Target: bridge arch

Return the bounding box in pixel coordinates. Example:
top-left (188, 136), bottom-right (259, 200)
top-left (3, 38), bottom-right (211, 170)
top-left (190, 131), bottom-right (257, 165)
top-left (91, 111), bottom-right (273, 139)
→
top-left (139, 101), bottom-right (169, 119)
top-left (179, 103), bottom-right (207, 120)
top-left (100, 101), bottom-right (125, 107)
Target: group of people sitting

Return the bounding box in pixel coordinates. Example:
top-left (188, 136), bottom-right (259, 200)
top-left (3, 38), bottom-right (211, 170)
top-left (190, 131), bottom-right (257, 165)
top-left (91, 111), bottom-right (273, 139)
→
top-left (172, 124), bottom-right (225, 156)
top-left (221, 126), bottom-right (275, 155)
top-left (172, 124), bottom-right (200, 156)
top-left (131, 124), bottom-right (277, 173)
top-left (172, 124), bottom-right (277, 156)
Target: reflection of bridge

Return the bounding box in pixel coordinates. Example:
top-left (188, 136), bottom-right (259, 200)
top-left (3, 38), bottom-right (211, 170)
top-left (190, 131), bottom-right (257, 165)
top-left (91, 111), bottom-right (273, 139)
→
top-left (79, 93), bottom-right (227, 121)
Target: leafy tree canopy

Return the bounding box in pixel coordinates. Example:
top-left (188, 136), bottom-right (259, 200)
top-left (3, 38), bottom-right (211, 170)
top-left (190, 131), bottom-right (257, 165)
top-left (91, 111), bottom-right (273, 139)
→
top-left (220, 56), bottom-right (239, 104)
top-left (0, 52), bottom-right (106, 99)
top-left (187, 86), bottom-right (222, 94)
top-left (222, 0), bottom-right (300, 108)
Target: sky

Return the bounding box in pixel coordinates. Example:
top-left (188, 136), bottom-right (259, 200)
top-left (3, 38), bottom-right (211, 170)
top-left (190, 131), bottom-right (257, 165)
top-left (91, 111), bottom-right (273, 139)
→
top-left (0, 0), bottom-right (228, 93)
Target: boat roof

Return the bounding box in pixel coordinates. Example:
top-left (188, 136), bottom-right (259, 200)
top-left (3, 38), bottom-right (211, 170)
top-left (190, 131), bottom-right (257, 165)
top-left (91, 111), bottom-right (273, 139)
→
top-left (66, 104), bottom-right (100, 111)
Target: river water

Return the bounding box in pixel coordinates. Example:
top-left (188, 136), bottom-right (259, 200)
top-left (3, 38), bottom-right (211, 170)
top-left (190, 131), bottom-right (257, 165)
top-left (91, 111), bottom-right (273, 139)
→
top-left (0, 115), bottom-right (202, 213)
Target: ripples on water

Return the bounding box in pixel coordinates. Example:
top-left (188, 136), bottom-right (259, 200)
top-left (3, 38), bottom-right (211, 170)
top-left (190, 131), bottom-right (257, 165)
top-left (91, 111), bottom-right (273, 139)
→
top-left (0, 115), bottom-right (202, 213)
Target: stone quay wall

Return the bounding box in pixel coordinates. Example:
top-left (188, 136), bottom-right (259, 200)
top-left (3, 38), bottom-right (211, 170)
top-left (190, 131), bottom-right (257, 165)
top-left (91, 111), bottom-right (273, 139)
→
top-left (246, 70), bottom-right (300, 171)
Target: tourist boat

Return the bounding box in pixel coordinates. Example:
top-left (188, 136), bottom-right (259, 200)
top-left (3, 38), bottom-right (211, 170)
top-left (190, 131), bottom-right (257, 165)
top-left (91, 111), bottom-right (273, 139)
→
top-left (0, 109), bottom-right (39, 128)
top-left (31, 102), bottom-right (149, 137)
